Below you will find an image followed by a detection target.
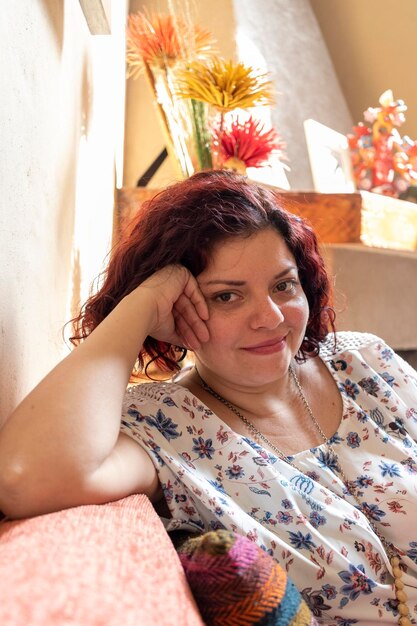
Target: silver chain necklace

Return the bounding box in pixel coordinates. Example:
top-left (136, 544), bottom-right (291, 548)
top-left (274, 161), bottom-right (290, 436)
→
top-left (195, 365), bottom-right (411, 624)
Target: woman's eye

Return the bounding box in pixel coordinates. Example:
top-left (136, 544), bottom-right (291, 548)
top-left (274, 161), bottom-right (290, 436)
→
top-left (214, 292), bottom-right (237, 303)
top-left (275, 280), bottom-right (297, 294)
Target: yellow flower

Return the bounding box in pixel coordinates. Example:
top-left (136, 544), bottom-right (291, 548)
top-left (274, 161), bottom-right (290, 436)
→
top-left (126, 11), bottom-right (216, 78)
top-left (175, 58), bottom-right (274, 111)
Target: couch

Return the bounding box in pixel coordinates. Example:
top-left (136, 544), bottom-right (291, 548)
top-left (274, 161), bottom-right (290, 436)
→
top-left (0, 494), bottom-right (204, 626)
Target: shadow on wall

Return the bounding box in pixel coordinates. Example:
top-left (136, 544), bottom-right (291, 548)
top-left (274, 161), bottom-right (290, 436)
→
top-left (42, 0), bottom-right (64, 51)
top-left (56, 50), bottom-right (93, 332)
top-left (0, 311), bottom-right (19, 427)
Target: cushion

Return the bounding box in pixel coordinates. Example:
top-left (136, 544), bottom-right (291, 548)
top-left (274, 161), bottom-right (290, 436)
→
top-left (0, 494), bottom-right (203, 626)
top-left (177, 529), bottom-right (318, 625)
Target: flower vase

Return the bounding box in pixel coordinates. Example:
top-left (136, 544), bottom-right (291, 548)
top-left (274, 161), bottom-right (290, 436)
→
top-left (146, 63), bottom-right (196, 178)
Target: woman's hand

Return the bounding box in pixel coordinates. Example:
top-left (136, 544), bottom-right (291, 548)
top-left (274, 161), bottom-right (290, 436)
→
top-left (0, 265), bottom-right (209, 518)
top-left (133, 265), bottom-right (210, 350)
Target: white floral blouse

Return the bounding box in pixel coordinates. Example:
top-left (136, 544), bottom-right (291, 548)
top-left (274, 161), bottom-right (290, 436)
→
top-left (121, 332), bottom-right (417, 624)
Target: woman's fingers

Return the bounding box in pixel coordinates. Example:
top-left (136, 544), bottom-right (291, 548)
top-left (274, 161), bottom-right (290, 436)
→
top-left (173, 293), bottom-right (209, 349)
top-left (175, 293), bottom-right (210, 341)
top-left (173, 311), bottom-right (200, 350)
top-left (182, 274), bottom-right (209, 322)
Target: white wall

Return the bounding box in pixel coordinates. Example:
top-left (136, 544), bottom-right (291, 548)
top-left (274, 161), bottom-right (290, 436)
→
top-left (0, 0), bottom-right (126, 423)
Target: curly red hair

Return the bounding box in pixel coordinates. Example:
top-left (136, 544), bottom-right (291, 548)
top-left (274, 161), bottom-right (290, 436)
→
top-left (70, 170), bottom-right (336, 376)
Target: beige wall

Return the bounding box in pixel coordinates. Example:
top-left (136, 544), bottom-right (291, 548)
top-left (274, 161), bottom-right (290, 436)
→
top-left (0, 1), bottom-right (126, 423)
top-left (310, 0), bottom-right (417, 139)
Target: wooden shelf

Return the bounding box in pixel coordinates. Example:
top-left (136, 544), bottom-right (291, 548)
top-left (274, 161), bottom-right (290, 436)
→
top-left (115, 187), bottom-right (362, 245)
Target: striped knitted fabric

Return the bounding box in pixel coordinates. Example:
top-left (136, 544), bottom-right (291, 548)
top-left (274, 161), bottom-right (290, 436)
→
top-left (177, 530), bottom-right (317, 626)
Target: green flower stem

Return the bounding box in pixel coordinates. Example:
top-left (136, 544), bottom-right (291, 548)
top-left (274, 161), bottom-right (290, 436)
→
top-left (191, 99), bottom-right (212, 170)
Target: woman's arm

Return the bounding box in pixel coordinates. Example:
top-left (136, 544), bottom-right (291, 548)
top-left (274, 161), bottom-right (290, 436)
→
top-left (0, 265), bottom-right (209, 518)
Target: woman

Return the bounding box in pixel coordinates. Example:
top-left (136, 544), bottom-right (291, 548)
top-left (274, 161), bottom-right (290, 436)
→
top-left (0, 170), bottom-right (416, 624)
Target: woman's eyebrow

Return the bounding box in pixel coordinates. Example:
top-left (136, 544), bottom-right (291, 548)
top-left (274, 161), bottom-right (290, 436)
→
top-left (200, 280), bottom-right (246, 286)
top-left (200, 266), bottom-right (298, 286)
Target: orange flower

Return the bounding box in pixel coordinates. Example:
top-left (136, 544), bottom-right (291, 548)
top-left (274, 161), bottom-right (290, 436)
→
top-left (216, 116), bottom-right (286, 170)
top-left (126, 11), bottom-right (216, 77)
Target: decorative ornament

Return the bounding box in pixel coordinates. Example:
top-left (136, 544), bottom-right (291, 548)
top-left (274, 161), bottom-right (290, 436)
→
top-left (348, 89), bottom-right (417, 198)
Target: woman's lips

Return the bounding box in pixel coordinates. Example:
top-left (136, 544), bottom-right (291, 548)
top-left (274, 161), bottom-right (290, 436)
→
top-left (241, 337), bottom-right (286, 355)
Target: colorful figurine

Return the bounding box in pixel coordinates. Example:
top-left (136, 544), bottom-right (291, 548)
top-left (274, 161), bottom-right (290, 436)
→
top-left (348, 90), bottom-right (417, 197)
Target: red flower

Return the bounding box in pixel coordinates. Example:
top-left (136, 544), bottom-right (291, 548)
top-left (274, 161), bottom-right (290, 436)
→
top-left (215, 116), bottom-right (286, 170)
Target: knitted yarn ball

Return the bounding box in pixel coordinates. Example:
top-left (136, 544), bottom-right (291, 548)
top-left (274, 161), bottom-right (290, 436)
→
top-left (177, 530), bottom-right (317, 626)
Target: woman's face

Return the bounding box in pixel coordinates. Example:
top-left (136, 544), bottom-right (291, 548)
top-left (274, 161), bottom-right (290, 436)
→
top-left (195, 228), bottom-right (309, 387)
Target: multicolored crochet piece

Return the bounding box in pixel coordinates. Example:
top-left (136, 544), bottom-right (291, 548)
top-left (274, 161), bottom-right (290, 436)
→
top-left (177, 530), bottom-right (317, 626)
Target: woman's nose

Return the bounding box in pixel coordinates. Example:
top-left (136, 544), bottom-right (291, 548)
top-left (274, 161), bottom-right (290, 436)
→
top-left (249, 296), bottom-right (284, 329)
